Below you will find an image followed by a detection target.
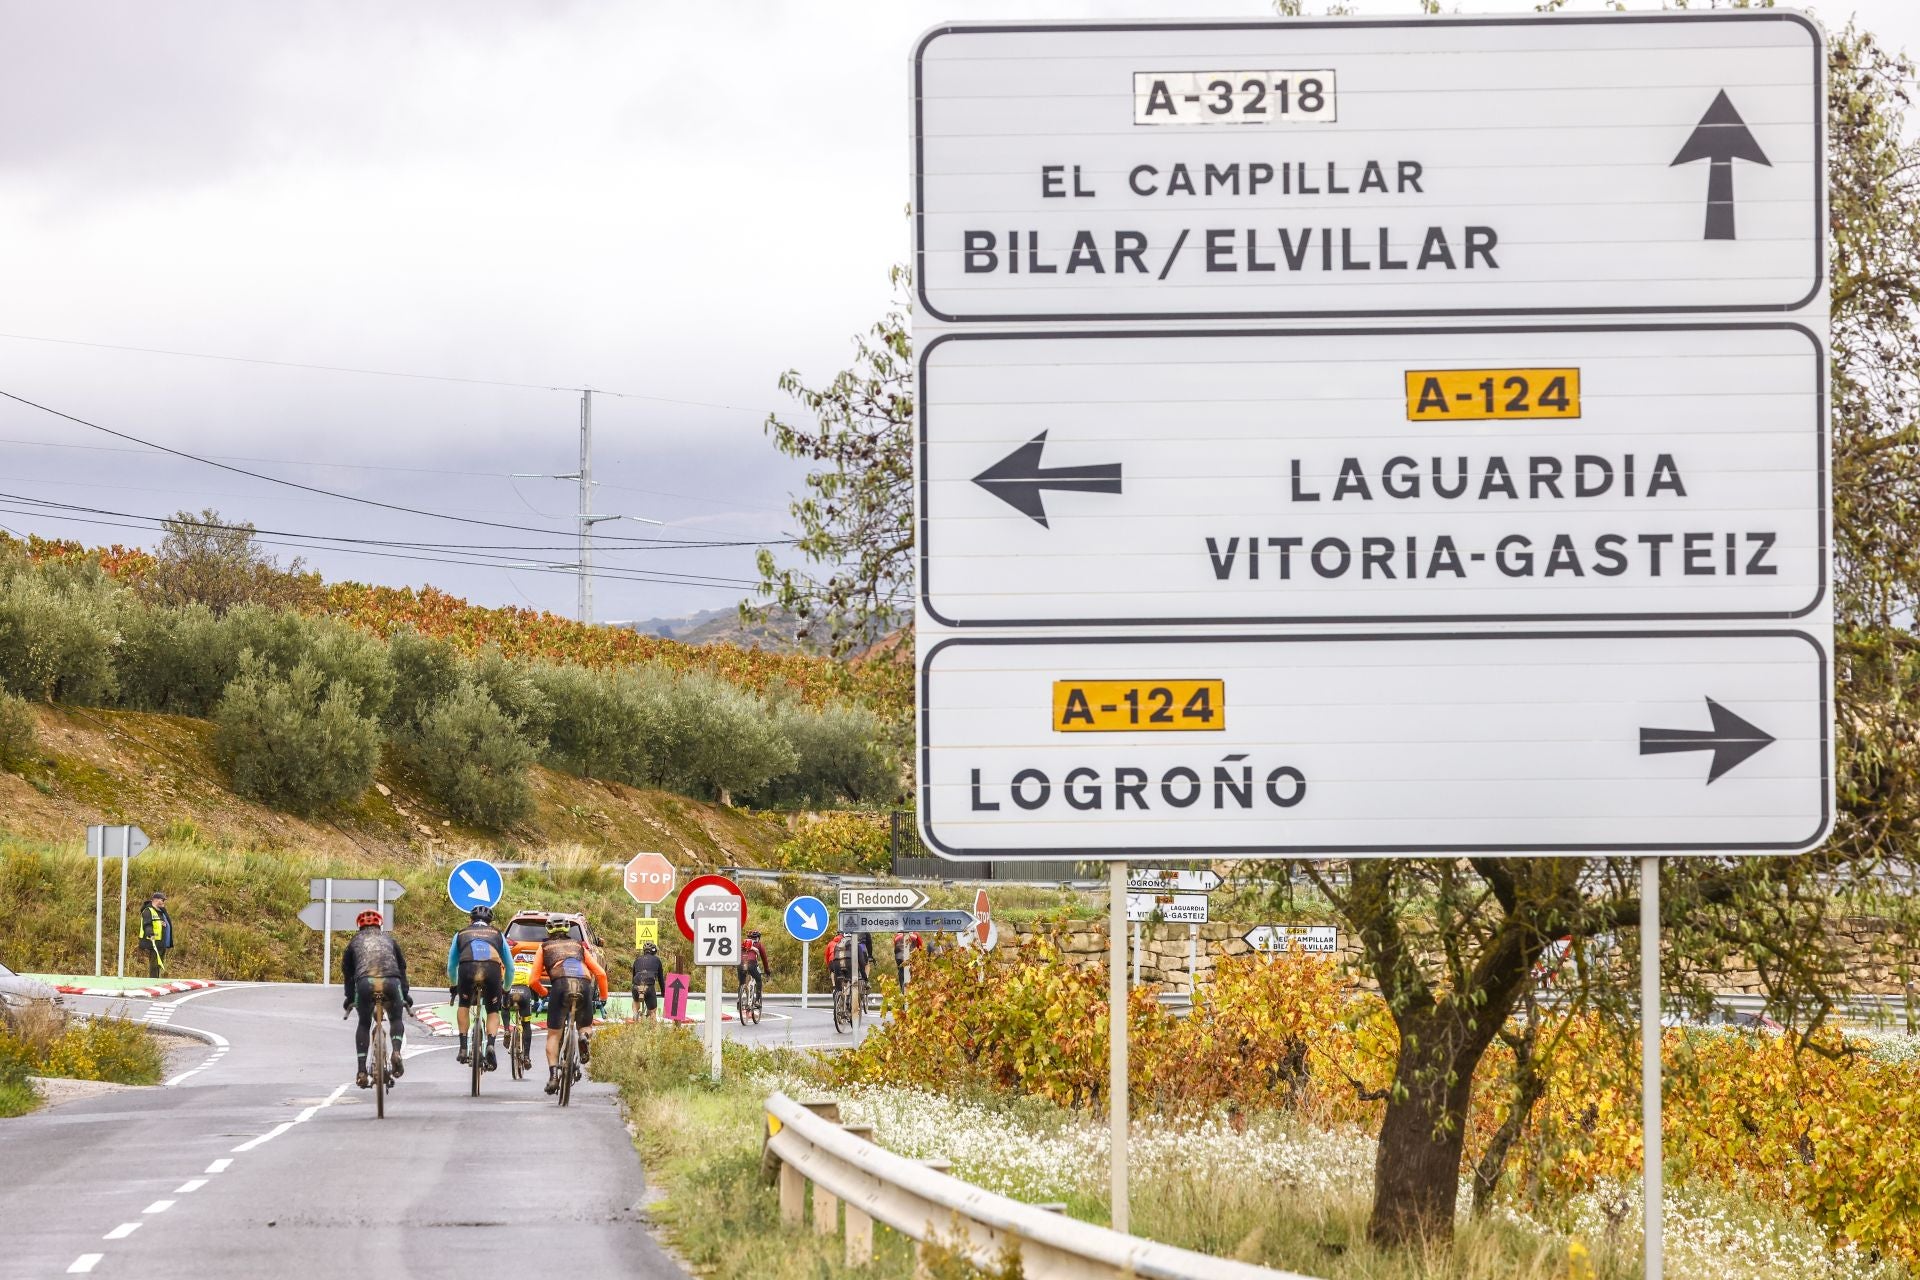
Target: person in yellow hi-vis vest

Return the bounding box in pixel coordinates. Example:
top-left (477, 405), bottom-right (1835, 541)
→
top-left (137, 891), bottom-right (174, 978)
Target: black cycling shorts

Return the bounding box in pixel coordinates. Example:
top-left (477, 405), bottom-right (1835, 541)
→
top-left (545, 977), bottom-right (594, 1029)
top-left (454, 961), bottom-right (505, 1012)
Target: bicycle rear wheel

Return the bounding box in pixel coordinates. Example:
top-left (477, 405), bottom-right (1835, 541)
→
top-left (469, 1017), bottom-right (483, 1097)
top-left (558, 1023), bottom-right (576, 1108)
top-left (508, 1016), bottom-right (525, 1080)
top-left (832, 981), bottom-right (850, 1034)
top-left (372, 1009), bottom-right (388, 1120)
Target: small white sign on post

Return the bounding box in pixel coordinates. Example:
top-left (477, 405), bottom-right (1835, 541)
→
top-left (839, 887), bottom-right (928, 911)
top-left (691, 899), bottom-right (741, 1082)
top-left (1244, 925), bottom-right (1340, 955)
top-left (1126, 892), bottom-right (1209, 924)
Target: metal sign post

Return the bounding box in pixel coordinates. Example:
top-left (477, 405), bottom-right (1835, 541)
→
top-left (1642, 856), bottom-right (1664, 1279)
top-left (1108, 862), bottom-right (1129, 1233)
top-left (115, 827), bottom-right (130, 978)
top-left (92, 830), bottom-right (103, 977)
top-left (323, 877), bottom-right (333, 982)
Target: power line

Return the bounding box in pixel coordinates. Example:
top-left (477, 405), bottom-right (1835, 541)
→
top-left (0, 502), bottom-right (763, 594)
top-left (0, 387), bottom-right (761, 546)
top-left (0, 330), bottom-right (776, 415)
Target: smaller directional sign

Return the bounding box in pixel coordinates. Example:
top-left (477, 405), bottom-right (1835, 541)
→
top-left (840, 910), bottom-right (976, 934)
top-left (86, 825), bottom-right (149, 859)
top-left (301, 901), bottom-right (397, 932)
top-left (784, 895), bottom-right (830, 942)
top-left (1126, 869), bottom-right (1222, 894)
top-left (839, 887), bottom-right (929, 911)
top-left (446, 858), bottom-right (504, 911)
top-left (1126, 892), bottom-right (1209, 924)
top-left (309, 878), bottom-right (405, 902)
top-left (1244, 925), bottom-right (1339, 955)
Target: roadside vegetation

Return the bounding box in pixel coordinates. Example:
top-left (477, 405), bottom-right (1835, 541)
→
top-left (0, 525), bottom-right (902, 830)
top-left (835, 945), bottom-right (1919, 1275)
top-left (0, 1002), bottom-right (165, 1117)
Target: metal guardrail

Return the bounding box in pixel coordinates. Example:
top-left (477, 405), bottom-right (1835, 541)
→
top-left (761, 1090), bottom-right (1320, 1280)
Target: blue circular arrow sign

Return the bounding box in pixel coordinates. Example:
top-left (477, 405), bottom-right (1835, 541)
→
top-left (783, 894), bottom-right (829, 942)
top-left (446, 858), bottom-right (504, 911)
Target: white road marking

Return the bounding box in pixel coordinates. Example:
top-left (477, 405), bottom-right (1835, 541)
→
top-left (67, 1255), bottom-right (102, 1274)
top-left (205, 1159), bottom-right (232, 1174)
top-left (104, 1223), bottom-right (142, 1240)
top-left (231, 1123), bottom-right (292, 1153)
top-left (163, 1024), bottom-right (233, 1088)
top-left (174, 1179), bottom-right (208, 1194)
top-left (143, 1199), bottom-right (175, 1214)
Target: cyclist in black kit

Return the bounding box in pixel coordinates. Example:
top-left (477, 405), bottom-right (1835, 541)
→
top-left (447, 905), bottom-right (513, 1071)
top-left (341, 910), bottom-right (411, 1089)
top-left (630, 941), bottom-right (665, 1020)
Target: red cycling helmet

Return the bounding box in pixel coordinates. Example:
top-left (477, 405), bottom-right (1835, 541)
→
top-left (356, 910), bottom-right (383, 928)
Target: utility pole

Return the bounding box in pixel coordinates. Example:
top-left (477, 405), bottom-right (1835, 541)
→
top-left (513, 390), bottom-right (662, 624)
top-left (578, 390), bottom-right (593, 624)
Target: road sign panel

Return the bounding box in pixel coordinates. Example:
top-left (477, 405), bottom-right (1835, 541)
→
top-left (920, 325), bottom-right (1825, 628)
top-left (1245, 925), bottom-right (1339, 955)
top-left (675, 874), bottom-right (747, 941)
top-left (919, 630), bottom-right (1831, 859)
top-left (1127, 869), bottom-right (1222, 894)
top-left (1126, 892), bottom-right (1209, 924)
top-left (913, 14), bottom-right (1822, 323)
top-left (691, 898), bottom-right (742, 967)
top-left (300, 901), bottom-right (396, 932)
top-left (87, 825), bottom-right (149, 858)
top-left (838, 887), bottom-right (929, 911)
top-left (784, 895), bottom-right (830, 942)
top-left (839, 910), bottom-right (977, 934)
top-left (308, 879), bottom-right (405, 902)
top-left (623, 852), bottom-right (676, 906)
top-left (635, 917), bottom-right (660, 947)
top-left (445, 859), bottom-right (503, 911)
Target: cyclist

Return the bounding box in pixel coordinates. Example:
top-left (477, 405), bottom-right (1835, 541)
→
top-left (737, 928), bottom-right (770, 1011)
top-left (528, 918), bottom-right (609, 1095)
top-left (630, 941), bottom-right (665, 1021)
top-left (446, 905), bottom-right (513, 1071)
top-left (892, 930), bottom-right (924, 990)
top-left (825, 931), bottom-right (871, 1003)
top-left (341, 910), bottom-right (411, 1090)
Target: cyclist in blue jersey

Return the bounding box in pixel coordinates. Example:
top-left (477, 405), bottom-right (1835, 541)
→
top-left (447, 906), bottom-right (513, 1071)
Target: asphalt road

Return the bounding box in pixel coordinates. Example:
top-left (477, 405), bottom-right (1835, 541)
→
top-left (2, 983), bottom-right (693, 1279)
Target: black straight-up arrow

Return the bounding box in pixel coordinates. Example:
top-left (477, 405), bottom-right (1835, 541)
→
top-left (1639, 697), bottom-right (1776, 784)
top-left (973, 431), bottom-right (1123, 528)
top-left (1670, 89), bottom-right (1771, 241)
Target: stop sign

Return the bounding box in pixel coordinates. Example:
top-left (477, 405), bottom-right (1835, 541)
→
top-left (623, 852), bottom-right (676, 906)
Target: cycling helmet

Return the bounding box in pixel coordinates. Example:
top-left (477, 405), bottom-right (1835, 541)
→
top-left (356, 910), bottom-right (383, 928)
top-left (469, 905), bottom-right (494, 923)
top-left (746, 929), bottom-right (761, 940)
top-left (546, 919), bottom-right (573, 938)
top-left (642, 941), bottom-right (658, 955)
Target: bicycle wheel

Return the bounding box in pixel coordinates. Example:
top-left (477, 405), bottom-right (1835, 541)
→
top-left (832, 981), bottom-right (850, 1035)
top-left (469, 1016), bottom-right (483, 1097)
top-left (558, 1024), bottom-right (576, 1108)
top-left (372, 1007), bottom-right (387, 1120)
top-left (508, 1015), bottom-right (525, 1081)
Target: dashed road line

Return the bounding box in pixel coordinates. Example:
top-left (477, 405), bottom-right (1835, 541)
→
top-left (103, 1223), bottom-right (141, 1240)
top-left (230, 1082), bottom-right (349, 1152)
top-left (163, 1024), bottom-right (231, 1088)
top-left (143, 1199), bottom-right (175, 1215)
top-left (174, 1178), bottom-right (207, 1194)
top-left (66, 1254), bottom-right (102, 1274)
top-left (205, 1158), bottom-right (232, 1174)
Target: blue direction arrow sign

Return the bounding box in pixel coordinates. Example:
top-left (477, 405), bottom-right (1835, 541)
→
top-left (839, 910), bottom-right (975, 934)
top-left (446, 858), bottom-right (504, 911)
top-left (783, 895), bottom-right (830, 942)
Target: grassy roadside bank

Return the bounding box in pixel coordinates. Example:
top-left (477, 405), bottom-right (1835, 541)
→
top-left (0, 1005), bottom-right (165, 1117)
top-left (590, 1021), bottom-right (1911, 1280)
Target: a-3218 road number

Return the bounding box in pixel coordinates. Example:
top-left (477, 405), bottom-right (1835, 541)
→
top-left (1053, 679), bottom-right (1225, 732)
top-left (1134, 71), bottom-right (1337, 125)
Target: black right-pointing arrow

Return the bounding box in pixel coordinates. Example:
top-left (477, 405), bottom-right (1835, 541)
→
top-left (1639, 697), bottom-right (1776, 784)
top-left (1670, 89), bottom-right (1771, 241)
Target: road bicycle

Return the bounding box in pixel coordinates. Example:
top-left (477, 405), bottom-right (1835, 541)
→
top-left (465, 1001), bottom-right (488, 1097)
top-left (738, 963), bottom-right (763, 1027)
top-left (555, 989), bottom-right (584, 1108)
top-left (831, 970), bottom-right (854, 1035)
top-left (344, 977), bottom-right (397, 1119)
top-left (504, 998), bottom-right (528, 1081)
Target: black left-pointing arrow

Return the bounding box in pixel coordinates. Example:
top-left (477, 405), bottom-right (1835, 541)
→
top-left (973, 431), bottom-right (1123, 528)
top-left (1639, 697), bottom-right (1776, 784)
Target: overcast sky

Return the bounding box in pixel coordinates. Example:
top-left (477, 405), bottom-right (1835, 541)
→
top-left (0, 0), bottom-right (1911, 626)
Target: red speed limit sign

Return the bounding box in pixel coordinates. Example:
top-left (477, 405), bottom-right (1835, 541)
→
top-left (623, 852), bottom-right (676, 906)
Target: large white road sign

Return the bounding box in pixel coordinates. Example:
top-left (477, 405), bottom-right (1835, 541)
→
top-left (919, 632), bottom-right (1830, 859)
top-left (922, 323), bottom-right (1825, 627)
top-left (914, 14), bottom-right (1822, 322)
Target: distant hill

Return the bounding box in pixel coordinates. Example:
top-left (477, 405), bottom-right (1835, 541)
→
top-left (622, 604), bottom-right (815, 652)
